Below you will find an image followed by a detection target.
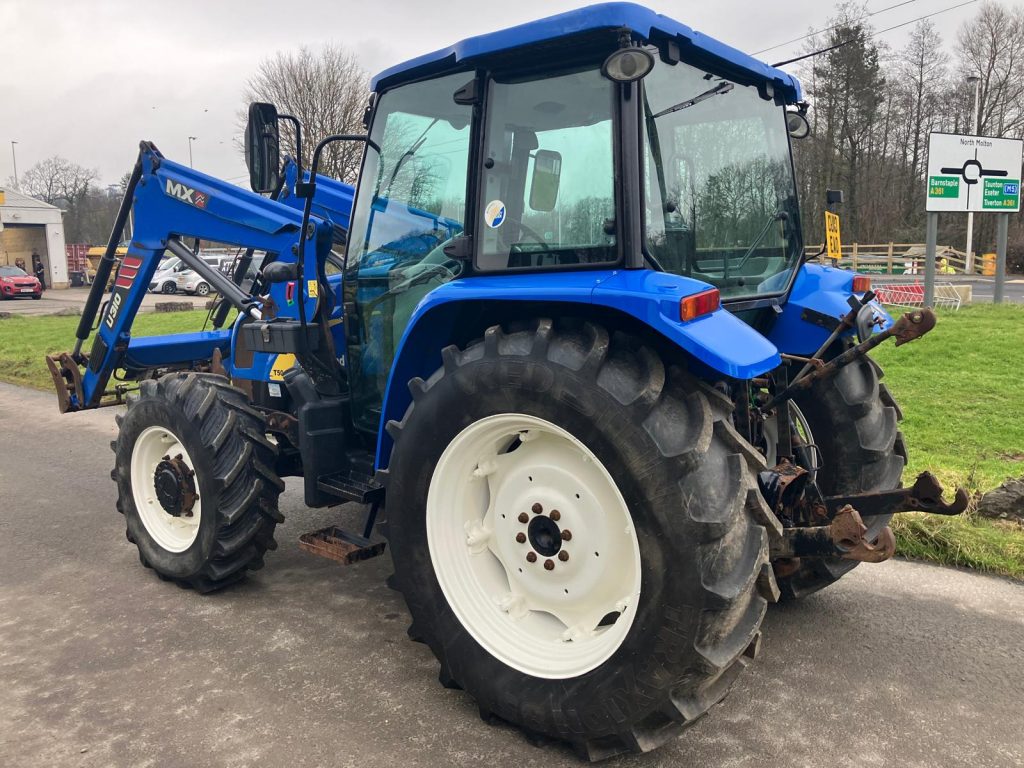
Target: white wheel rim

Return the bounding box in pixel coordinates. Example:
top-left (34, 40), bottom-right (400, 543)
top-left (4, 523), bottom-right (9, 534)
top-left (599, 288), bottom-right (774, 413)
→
top-left (427, 413), bottom-right (642, 680)
top-left (129, 425), bottom-right (202, 553)
top-left (764, 402), bottom-right (816, 473)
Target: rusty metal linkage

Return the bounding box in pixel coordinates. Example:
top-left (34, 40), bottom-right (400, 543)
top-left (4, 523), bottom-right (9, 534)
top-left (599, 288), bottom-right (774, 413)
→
top-left (763, 308), bottom-right (937, 414)
top-left (823, 471), bottom-right (969, 520)
top-left (298, 526), bottom-right (386, 565)
top-left (771, 504), bottom-right (897, 563)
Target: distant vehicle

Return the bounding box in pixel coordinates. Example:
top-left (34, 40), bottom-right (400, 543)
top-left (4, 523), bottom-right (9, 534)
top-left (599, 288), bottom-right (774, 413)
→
top-left (0, 265), bottom-right (42, 300)
top-left (148, 254), bottom-right (226, 295)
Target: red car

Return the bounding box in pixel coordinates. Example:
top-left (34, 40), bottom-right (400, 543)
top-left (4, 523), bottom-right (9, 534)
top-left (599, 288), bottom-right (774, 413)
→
top-left (0, 265), bottom-right (42, 300)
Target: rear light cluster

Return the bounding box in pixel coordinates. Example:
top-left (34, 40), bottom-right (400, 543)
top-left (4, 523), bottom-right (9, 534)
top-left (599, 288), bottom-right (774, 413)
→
top-left (679, 288), bottom-right (720, 322)
top-left (852, 275), bottom-right (872, 293)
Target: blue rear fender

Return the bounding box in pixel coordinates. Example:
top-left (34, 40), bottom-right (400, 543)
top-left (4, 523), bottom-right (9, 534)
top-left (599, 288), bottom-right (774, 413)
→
top-left (374, 268), bottom-right (781, 469)
top-left (766, 263), bottom-right (892, 356)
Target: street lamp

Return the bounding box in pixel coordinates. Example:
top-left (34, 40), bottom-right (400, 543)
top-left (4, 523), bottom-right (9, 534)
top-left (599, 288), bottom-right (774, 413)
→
top-left (965, 74), bottom-right (981, 273)
top-left (10, 141), bottom-right (19, 189)
top-left (188, 136), bottom-right (198, 168)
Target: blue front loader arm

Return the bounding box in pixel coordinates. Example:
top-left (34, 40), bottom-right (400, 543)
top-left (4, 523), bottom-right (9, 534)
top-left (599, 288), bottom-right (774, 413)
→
top-left (80, 146), bottom-right (331, 407)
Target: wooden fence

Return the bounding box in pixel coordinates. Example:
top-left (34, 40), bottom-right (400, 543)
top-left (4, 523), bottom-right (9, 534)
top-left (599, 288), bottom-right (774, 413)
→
top-left (804, 243), bottom-right (994, 275)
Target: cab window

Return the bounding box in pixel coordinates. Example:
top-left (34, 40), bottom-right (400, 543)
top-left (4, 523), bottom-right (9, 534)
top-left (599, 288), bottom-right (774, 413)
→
top-left (476, 68), bottom-right (618, 271)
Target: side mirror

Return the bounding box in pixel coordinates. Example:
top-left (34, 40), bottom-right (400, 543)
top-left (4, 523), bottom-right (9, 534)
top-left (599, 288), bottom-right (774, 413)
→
top-left (245, 102), bottom-right (281, 193)
top-left (786, 110), bottom-right (811, 140)
top-left (529, 149), bottom-right (562, 212)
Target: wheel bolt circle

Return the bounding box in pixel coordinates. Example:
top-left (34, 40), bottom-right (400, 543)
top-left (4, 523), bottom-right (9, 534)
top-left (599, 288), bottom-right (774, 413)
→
top-left (561, 529), bottom-right (572, 541)
top-left (518, 512), bottom-right (529, 524)
top-left (544, 559), bottom-right (555, 571)
top-left (532, 503), bottom-right (543, 515)
top-left (558, 550), bottom-right (569, 562)
top-left (549, 510), bottom-right (561, 521)
top-left (526, 551), bottom-right (537, 563)
top-left (516, 532), bottom-right (527, 544)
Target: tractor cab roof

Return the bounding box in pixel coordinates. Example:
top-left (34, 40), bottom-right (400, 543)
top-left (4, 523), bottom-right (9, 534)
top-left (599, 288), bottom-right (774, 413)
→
top-left (371, 2), bottom-right (802, 102)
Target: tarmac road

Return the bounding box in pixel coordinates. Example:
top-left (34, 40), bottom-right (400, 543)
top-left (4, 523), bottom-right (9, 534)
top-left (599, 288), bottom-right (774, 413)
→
top-left (1, 381), bottom-right (1022, 768)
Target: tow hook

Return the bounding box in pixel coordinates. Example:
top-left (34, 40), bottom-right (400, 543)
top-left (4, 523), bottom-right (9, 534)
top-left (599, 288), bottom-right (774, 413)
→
top-left (763, 462), bottom-right (968, 563)
top-left (771, 505), bottom-right (897, 563)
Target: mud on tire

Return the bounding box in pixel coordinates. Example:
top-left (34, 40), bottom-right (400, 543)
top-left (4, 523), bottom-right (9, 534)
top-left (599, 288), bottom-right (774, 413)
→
top-left (777, 355), bottom-right (907, 599)
top-left (111, 372), bottom-right (284, 592)
top-left (383, 318), bottom-right (783, 760)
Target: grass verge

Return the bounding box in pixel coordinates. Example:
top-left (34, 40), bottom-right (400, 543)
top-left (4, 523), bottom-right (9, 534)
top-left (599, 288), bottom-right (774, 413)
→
top-left (873, 303), bottom-right (1024, 579)
top-left (0, 310), bottom-right (216, 390)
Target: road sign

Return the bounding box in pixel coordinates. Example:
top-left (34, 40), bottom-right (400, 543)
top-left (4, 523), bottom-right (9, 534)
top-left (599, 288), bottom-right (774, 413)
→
top-left (824, 210), bottom-right (842, 261)
top-left (926, 132), bottom-right (1023, 213)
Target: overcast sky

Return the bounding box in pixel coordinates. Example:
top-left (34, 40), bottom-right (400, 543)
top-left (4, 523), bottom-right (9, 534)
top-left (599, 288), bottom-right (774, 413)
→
top-left (0, 0), bottom-right (985, 189)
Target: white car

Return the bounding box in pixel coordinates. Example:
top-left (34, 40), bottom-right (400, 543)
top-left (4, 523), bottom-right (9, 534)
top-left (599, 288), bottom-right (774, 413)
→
top-left (148, 255), bottom-right (226, 296)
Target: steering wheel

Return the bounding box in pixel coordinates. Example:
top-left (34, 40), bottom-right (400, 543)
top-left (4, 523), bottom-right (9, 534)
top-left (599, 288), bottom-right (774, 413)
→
top-left (499, 218), bottom-right (553, 253)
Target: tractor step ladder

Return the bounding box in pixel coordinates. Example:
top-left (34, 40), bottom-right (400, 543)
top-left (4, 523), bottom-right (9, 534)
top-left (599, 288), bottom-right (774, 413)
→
top-left (300, 470), bottom-right (386, 565)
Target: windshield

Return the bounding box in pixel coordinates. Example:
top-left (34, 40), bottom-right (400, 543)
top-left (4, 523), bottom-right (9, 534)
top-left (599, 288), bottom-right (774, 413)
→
top-left (0, 266), bottom-right (28, 277)
top-left (642, 59), bottom-right (802, 300)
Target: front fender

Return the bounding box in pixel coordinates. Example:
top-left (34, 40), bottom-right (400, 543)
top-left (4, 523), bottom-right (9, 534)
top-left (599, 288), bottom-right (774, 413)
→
top-left (375, 269), bottom-right (781, 469)
top-left (766, 263), bottom-right (893, 355)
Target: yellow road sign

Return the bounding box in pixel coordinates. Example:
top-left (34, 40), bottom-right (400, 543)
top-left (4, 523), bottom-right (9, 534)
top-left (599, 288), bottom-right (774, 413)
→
top-left (824, 211), bottom-right (842, 261)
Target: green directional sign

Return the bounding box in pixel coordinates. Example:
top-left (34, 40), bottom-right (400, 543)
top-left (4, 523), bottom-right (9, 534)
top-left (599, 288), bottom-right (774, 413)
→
top-left (981, 178), bottom-right (1020, 210)
top-left (928, 175), bottom-right (960, 198)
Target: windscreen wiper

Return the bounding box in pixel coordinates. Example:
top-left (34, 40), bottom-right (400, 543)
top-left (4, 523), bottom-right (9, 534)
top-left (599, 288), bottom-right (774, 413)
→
top-left (725, 211), bottom-right (787, 279)
top-left (383, 118), bottom-right (440, 195)
top-left (651, 81), bottom-right (734, 119)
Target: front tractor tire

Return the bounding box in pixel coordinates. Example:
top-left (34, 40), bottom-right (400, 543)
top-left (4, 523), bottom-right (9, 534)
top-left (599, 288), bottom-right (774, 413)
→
top-left (111, 373), bottom-right (284, 592)
top-left (385, 319), bottom-right (781, 760)
top-left (776, 355), bottom-right (907, 599)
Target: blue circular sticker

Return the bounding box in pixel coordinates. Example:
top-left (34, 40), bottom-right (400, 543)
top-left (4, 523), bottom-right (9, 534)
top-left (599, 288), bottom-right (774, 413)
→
top-left (484, 199), bottom-right (506, 229)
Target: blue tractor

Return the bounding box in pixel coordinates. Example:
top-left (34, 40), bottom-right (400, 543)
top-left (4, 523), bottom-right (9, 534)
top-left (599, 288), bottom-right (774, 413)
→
top-left (47, 3), bottom-right (967, 759)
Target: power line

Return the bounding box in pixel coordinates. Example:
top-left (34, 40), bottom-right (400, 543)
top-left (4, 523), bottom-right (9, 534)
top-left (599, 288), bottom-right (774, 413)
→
top-left (752, 0), bottom-right (921, 56)
top-left (771, 0), bottom-right (980, 68)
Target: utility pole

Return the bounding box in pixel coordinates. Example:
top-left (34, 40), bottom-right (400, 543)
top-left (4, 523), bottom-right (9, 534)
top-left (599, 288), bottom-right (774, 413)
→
top-left (964, 74), bottom-right (981, 273)
top-left (10, 141), bottom-right (19, 189)
top-left (188, 136), bottom-right (197, 168)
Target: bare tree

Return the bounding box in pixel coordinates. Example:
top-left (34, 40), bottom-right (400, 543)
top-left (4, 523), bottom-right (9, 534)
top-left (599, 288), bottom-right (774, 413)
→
top-left (242, 44), bottom-right (370, 184)
top-left (956, 2), bottom-right (1024, 137)
top-left (18, 156), bottom-right (99, 241)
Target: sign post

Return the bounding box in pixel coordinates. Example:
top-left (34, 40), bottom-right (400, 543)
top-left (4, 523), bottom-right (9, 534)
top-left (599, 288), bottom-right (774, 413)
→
top-left (926, 132), bottom-right (1023, 305)
top-left (995, 213), bottom-right (1008, 304)
top-left (924, 213), bottom-right (937, 308)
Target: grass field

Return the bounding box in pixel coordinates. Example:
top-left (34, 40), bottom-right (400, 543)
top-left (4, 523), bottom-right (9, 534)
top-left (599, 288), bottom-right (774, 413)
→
top-left (873, 303), bottom-right (1024, 579)
top-left (0, 310), bottom-right (215, 390)
top-left (1, 303), bottom-right (1022, 578)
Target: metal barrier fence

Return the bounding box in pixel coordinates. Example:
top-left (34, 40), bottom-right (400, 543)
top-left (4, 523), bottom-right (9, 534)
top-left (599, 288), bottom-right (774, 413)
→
top-left (872, 281), bottom-right (962, 310)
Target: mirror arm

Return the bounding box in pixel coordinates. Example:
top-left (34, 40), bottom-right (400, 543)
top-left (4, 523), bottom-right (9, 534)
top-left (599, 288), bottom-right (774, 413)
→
top-left (278, 113), bottom-right (303, 191)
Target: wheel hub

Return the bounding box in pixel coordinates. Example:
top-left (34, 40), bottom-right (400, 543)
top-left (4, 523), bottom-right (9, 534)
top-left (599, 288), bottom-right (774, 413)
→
top-left (526, 512), bottom-right (562, 557)
top-left (152, 454), bottom-right (197, 517)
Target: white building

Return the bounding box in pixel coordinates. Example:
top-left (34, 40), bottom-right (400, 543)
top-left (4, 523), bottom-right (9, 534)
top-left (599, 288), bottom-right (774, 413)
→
top-left (0, 187), bottom-right (68, 288)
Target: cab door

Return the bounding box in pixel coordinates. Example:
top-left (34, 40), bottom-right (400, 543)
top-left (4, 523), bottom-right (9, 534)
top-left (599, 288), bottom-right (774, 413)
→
top-left (342, 72), bottom-right (475, 435)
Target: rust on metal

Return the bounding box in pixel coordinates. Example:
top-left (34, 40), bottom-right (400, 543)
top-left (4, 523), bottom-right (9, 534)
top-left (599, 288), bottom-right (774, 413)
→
top-left (824, 471), bottom-right (968, 519)
top-left (297, 526), bottom-right (386, 565)
top-left (45, 352), bottom-right (85, 414)
top-left (771, 504), bottom-right (896, 563)
top-left (264, 409), bottom-right (299, 446)
top-left (891, 308), bottom-right (937, 346)
top-left (160, 452), bottom-right (198, 517)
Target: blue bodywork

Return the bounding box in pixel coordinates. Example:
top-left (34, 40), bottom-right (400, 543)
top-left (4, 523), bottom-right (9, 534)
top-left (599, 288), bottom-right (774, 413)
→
top-left (372, 2), bottom-right (801, 103)
top-left (766, 263), bottom-right (892, 355)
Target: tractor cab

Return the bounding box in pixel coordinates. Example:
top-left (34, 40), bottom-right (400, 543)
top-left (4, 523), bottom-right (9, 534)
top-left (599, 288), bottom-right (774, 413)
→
top-left (276, 3), bottom-right (811, 437)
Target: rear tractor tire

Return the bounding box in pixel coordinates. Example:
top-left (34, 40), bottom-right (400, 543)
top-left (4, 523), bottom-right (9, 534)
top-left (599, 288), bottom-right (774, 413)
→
top-left (384, 319), bottom-right (781, 759)
top-left (774, 354), bottom-right (907, 599)
top-left (111, 372), bottom-right (285, 592)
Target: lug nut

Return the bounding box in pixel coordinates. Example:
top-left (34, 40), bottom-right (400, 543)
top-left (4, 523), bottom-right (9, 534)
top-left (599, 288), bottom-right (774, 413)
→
top-left (544, 559), bottom-right (555, 571)
top-left (561, 530), bottom-right (573, 541)
top-left (526, 552), bottom-right (537, 563)
top-left (518, 512), bottom-right (529, 524)
top-left (558, 551), bottom-right (569, 562)
top-left (531, 503), bottom-right (543, 514)
top-left (549, 510), bottom-right (561, 521)
top-left (516, 532), bottom-right (527, 544)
